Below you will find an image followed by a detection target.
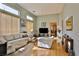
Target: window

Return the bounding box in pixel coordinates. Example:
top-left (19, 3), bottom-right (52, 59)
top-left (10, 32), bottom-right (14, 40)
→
top-left (26, 21), bottom-right (33, 32)
top-left (27, 15), bottom-right (33, 21)
top-left (0, 3), bottom-right (19, 16)
top-left (0, 12), bottom-right (20, 34)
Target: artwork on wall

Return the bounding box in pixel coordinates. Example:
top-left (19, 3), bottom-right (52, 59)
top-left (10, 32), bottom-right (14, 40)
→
top-left (21, 19), bottom-right (26, 27)
top-left (66, 16), bottom-right (73, 31)
top-left (41, 22), bottom-right (46, 27)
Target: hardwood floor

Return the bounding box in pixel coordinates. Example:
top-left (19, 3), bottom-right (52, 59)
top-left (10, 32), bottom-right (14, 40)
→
top-left (9, 39), bottom-right (68, 56)
top-left (31, 40), bottom-right (68, 56)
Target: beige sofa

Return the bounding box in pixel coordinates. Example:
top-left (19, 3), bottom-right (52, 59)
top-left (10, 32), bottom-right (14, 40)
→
top-left (7, 38), bottom-right (29, 54)
top-left (11, 42), bottom-right (34, 56)
top-left (0, 32), bottom-right (36, 55)
top-left (0, 33), bottom-right (29, 54)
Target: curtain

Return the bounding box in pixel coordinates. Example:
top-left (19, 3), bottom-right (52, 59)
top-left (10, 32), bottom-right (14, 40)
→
top-left (26, 21), bottom-right (33, 32)
top-left (0, 12), bottom-right (20, 35)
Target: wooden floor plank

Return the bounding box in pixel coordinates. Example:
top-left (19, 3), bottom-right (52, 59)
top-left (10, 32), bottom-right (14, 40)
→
top-left (8, 39), bottom-right (68, 56)
top-left (31, 40), bottom-right (68, 56)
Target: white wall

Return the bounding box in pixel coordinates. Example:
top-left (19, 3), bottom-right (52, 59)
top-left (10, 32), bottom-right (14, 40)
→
top-left (63, 3), bottom-right (79, 56)
top-left (36, 14), bottom-right (60, 35)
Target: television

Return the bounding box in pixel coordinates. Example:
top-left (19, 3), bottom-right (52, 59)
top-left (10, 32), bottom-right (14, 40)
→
top-left (39, 28), bottom-right (48, 33)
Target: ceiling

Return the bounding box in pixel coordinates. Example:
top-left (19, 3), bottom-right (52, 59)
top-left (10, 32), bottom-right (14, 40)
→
top-left (18, 3), bottom-right (64, 16)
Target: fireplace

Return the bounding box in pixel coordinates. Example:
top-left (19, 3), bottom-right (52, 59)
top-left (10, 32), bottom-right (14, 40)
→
top-left (39, 28), bottom-right (48, 33)
top-left (39, 28), bottom-right (48, 37)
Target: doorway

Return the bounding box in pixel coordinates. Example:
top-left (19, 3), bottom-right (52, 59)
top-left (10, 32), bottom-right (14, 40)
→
top-left (50, 22), bottom-right (57, 37)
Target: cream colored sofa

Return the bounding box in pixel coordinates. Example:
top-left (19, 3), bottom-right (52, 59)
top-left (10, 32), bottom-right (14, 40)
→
top-left (7, 37), bottom-right (29, 54)
top-left (0, 32), bottom-right (36, 55)
top-left (10, 42), bottom-right (34, 56)
top-left (7, 34), bottom-right (29, 54)
top-left (0, 33), bottom-right (29, 54)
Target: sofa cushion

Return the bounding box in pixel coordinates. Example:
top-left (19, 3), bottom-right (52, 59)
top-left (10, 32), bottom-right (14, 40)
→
top-left (22, 34), bottom-right (28, 38)
top-left (0, 36), bottom-right (6, 44)
top-left (27, 32), bottom-right (34, 38)
top-left (4, 35), bottom-right (14, 41)
top-left (20, 33), bottom-right (28, 38)
top-left (14, 34), bottom-right (20, 39)
top-left (19, 34), bottom-right (23, 38)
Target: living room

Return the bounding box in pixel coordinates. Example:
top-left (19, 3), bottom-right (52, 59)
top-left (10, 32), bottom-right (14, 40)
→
top-left (0, 3), bottom-right (79, 56)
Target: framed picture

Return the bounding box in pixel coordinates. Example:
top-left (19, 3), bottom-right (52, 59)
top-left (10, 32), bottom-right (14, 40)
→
top-left (66, 16), bottom-right (73, 31)
top-left (41, 22), bottom-right (46, 27)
